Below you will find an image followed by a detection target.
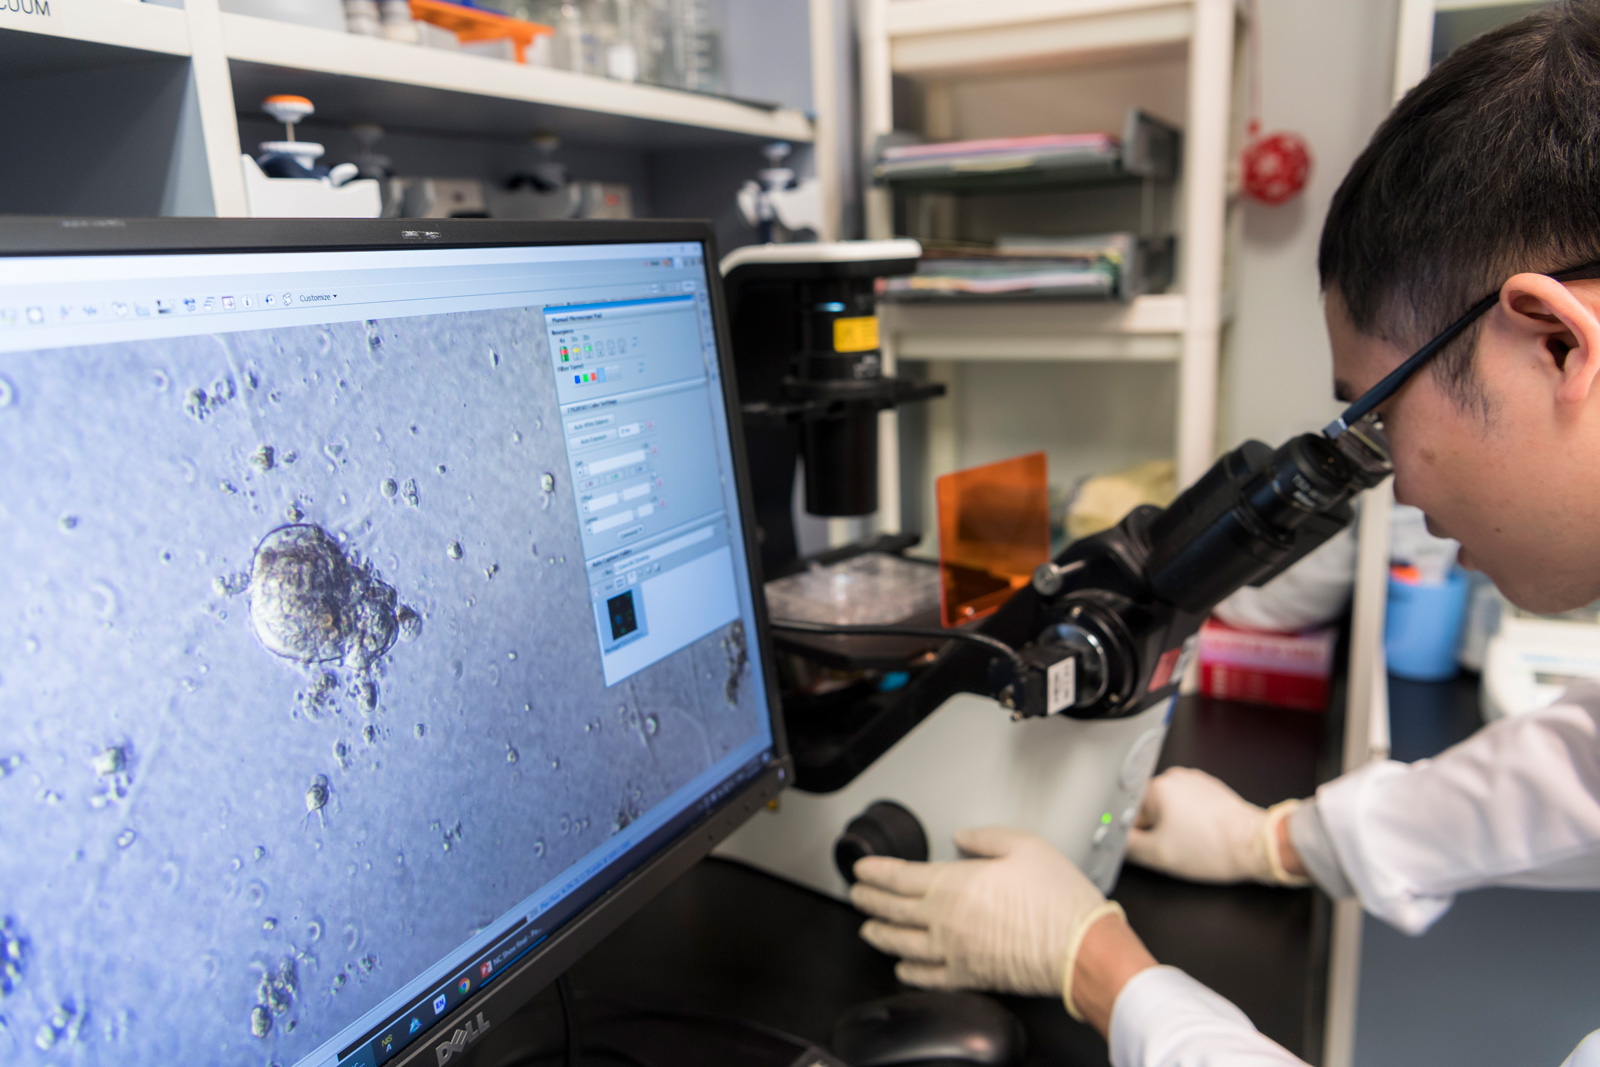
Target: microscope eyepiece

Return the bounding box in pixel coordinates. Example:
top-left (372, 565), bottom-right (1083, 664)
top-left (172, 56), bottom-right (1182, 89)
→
top-left (1141, 429), bottom-right (1391, 614)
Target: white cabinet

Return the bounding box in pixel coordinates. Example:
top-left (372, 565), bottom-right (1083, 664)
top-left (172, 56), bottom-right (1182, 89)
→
top-left (0, 0), bottom-right (816, 230)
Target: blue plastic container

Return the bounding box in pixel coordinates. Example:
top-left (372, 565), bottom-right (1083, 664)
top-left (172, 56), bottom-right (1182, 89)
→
top-left (1384, 568), bottom-right (1471, 681)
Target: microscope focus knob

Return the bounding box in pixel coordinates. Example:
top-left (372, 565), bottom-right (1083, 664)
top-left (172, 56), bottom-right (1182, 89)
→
top-left (835, 800), bottom-right (929, 884)
top-left (1032, 559), bottom-right (1085, 598)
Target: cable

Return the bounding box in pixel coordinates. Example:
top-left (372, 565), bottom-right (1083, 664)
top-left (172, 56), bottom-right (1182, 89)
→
top-left (597, 1007), bottom-right (814, 1053)
top-left (574, 990), bottom-right (818, 1054)
top-left (556, 973), bottom-right (579, 1067)
top-left (511, 1045), bottom-right (656, 1067)
top-left (768, 617), bottom-right (1026, 677)
top-left (497, 990), bottom-right (814, 1067)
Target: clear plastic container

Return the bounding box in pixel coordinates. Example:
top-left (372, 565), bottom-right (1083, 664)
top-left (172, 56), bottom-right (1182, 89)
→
top-left (763, 553), bottom-right (941, 627)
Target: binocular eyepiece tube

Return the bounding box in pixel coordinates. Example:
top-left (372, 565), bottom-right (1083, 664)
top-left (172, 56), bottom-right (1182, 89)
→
top-left (1142, 431), bottom-right (1391, 615)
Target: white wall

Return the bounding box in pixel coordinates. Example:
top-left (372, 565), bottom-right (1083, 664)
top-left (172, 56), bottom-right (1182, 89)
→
top-left (1221, 0), bottom-right (1401, 448)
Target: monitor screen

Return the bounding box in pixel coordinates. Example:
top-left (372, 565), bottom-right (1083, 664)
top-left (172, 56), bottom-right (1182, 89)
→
top-left (0, 228), bottom-right (779, 1066)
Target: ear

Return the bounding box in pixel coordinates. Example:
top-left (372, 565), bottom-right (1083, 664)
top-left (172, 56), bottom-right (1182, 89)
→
top-left (1497, 273), bottom-right (1600, 405)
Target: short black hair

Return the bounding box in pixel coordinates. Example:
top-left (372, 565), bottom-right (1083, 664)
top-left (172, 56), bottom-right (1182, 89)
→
top-left (1319, 0), bottom-right (1600, 412)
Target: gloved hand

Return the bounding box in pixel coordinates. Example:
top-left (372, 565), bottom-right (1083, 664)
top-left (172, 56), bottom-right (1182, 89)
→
top-left (851, 826), bottom-right (1124, 1018)
top-left (1125, 767), bottom-right (1307, 885)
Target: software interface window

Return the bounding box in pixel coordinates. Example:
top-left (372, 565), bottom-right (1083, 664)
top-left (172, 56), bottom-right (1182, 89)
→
top-left (544, 292), bottom-right (741, 686)
top-left (0, 242), bottom-right (772, 1067)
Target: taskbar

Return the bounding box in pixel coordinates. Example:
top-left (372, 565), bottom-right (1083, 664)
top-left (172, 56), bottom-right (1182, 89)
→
top-left (356, 921), bottom-right (541, 1066)
top-left (336, 745), bottom-right (773, 1067)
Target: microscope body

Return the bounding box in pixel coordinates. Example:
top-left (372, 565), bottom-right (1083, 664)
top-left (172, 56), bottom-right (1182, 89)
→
top-left (722, 427), bottom-right (1388, 898)
top-left (720, 239), bottom-right (938, 577)
top-left (716, 239), bottom-right (1390, 900)
top-left (721, 504), bottom-right (1200, 895)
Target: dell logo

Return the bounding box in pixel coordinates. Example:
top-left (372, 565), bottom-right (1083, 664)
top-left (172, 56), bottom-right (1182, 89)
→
top-left (435, 1011), bottom-right (491, 1064)
top-left (400, 230), bottom-right (443, 242)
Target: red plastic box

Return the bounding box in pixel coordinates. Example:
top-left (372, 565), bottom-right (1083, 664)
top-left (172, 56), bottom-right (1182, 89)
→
top-left (1197, 618), bottom-right (1337, 712)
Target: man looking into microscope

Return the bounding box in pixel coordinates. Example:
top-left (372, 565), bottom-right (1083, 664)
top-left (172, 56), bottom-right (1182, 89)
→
top-left (850, 4), bottom-right (1600, 1064)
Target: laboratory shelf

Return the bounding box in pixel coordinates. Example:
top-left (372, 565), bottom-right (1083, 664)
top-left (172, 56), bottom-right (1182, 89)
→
top-left (875, 108), bottom-right (1180, 193)
top-left (876, 141), bottom-right (1130, 191)
top-left (0, 0), bottom-right (191, 73)
top-left (882, 292), bottom-right (1193, 362)
top-left (863, 0), bottom-right (1242, 495)
top-left (882, 0), bottom-right (1208, 76)
top-left (221, 13), bottom-right (814, 148)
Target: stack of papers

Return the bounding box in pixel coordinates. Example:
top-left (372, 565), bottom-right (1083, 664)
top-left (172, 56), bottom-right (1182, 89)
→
top-left (875, 133), bottom-right (1122, 183)
top-left (883, 234), bottom-right (1131, 301)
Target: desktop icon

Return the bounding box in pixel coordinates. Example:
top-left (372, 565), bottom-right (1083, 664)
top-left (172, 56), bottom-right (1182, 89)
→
top-left (203, 296), bottom-right (215, 311)
top-left (155, 299), bottom-right (174, 315)
top-left (479, 959), bottom-right (493, 980)
top-left (283, 292), bottom-right (293, 305)
top-left (0, 308), bottom-right (16, 326)
top-left (241, 295), bottom-right (254, 309)
top-left (433, 993), bottom-right (448, 1015)
top-left (457, 977), bottom-right (471, 995)
top-left (110, 302), bottom-right (128, 318)
top-left (25, 306), bottom-right (43, 324)
top-left (221, 296), bottom-right (235, 310)
top-left (409, 1016), bottom-right (423, 1034)
top-left (262, 293), bottom-right (275, 307)
top-left (183, 298), bottom-right (197, 312)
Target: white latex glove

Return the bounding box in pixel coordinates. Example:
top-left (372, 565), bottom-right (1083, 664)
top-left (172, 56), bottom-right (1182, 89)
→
top-left (850, 826), bottom-right (1124, 1018)
top-left (1125, 767), bottom-right (1306, 886)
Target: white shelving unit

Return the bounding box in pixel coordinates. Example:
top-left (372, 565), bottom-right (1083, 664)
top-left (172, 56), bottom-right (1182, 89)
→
top-left (0, 0), bottom-right (815, 222)
top-left (877, 0), bottom-right (1204, 77)
top-left (0, 0), bottom-right (191, 57)
top-left (0, 3), bottom-right (212, 217)
top-left (882, 292), bottom-right (1192, 362)
top-left (220, 14), bottom-right (813, 143)
top-left (857, 0), bottom-right (1243, 545)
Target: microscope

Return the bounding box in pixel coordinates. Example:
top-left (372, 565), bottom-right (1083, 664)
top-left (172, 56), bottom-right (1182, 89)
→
top-left (720, 239), bottom-right (940, 578)
top-left (716, 242), bottom-right (1391, 898)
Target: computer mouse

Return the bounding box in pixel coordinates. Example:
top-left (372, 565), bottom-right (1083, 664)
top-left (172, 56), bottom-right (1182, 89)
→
top-left (831, 991), bottom-right (1025, 1067)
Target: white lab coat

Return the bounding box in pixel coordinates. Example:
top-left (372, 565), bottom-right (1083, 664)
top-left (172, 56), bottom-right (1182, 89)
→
top-left (1109, 680), bottom-right (1600, 1067)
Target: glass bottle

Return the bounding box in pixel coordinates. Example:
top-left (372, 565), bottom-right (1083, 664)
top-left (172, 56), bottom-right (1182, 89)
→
top-left (550, 2), bottom-right (592, 74)
top-left (668, 0), bottom-right (721, 95)
top-left (603, 0), bottom-right (641, 83)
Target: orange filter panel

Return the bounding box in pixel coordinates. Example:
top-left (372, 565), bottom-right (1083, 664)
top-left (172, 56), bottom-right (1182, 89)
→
top-left (936, 451), bottom-right (1050, 628)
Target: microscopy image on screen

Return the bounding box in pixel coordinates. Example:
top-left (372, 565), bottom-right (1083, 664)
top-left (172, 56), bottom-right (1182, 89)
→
top-left (0, 307), bottom-right (763, 1064)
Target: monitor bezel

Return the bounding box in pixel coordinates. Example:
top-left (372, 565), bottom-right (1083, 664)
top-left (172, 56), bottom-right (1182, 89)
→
top-left (0, 216), bottom-right (792, 1067)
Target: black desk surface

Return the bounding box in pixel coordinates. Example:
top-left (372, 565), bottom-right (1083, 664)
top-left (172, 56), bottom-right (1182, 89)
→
top-left (476, 695), bottom-right (1338, 1067)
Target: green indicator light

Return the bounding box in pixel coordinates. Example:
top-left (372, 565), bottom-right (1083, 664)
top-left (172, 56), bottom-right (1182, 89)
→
top-left (1101, 812), bottom-right (1113, 825)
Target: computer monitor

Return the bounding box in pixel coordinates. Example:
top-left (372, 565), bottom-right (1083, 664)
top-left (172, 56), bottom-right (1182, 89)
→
top-left (0, 218), bottom-right (788, 1067)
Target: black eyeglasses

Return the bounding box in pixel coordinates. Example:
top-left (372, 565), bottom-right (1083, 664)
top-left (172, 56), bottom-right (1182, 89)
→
top-left (1322, 258), bottom-right (1600, 446)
